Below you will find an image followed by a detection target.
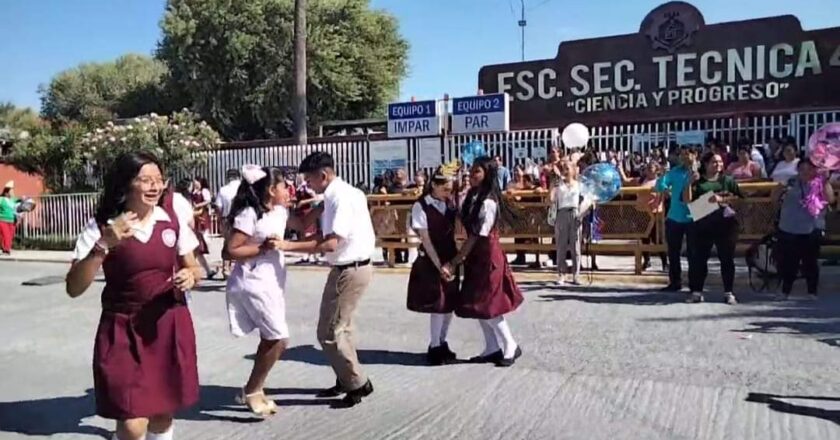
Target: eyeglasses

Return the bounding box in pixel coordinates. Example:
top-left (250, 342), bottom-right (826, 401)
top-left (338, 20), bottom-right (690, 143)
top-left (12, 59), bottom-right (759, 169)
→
top-left (134, 176), bottom-right (168, 187)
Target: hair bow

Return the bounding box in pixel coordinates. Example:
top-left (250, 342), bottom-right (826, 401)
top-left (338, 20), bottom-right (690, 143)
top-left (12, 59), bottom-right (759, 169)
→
top-left (241, 164), bottom-right (267, 184)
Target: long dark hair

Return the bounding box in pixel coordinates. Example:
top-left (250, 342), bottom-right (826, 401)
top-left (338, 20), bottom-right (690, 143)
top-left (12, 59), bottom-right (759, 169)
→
top-left (460, 156), bottom-right (519, 235)
top-left (227, 167), bottom-right (285, 225)
top-left (94, 152), bottom-right (166, 225)
top-left (175, 178), bottom-right (193, 200)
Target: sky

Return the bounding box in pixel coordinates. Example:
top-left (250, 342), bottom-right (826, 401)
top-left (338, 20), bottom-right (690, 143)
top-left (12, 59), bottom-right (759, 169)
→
top-left (0, 0), bottom-right (836, 111)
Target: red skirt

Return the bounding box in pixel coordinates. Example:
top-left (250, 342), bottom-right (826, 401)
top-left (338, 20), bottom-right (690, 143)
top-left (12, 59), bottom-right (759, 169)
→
top-left (93, 296), bottom-right (199, 419)
top-left (407, 255), bottom-right (459, 313)
top-left (455, 233), bottom-right (524, 319)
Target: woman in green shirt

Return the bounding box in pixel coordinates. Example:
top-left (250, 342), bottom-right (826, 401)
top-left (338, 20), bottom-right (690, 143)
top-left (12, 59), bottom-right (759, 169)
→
top-left (0, 182), bottom-right (20, 255)
top-left (682, 152), bottom-right (743, 305)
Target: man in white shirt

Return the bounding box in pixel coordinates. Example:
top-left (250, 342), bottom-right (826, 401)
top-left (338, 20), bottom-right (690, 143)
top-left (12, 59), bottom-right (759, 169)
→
top-left (215, 169), bottom-right (241, 277)
top-left (278, 152), bottom-right (375, 408)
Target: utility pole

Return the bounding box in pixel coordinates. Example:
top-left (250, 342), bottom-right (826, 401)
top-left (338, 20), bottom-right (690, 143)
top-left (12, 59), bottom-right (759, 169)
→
top-left (518, 0), bottom-right (526, 61)
top-left (293, 0), bottom-right (308, 145)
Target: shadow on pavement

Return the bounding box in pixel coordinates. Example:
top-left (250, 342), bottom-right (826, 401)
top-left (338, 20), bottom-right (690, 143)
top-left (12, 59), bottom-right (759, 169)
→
top-left (0, 385), bottom-right (338, 438)
top-left (247, 344), bottom-right (427, 367)
top-left (538, 291), bottom-right (681, 305)
top-left (746, 392), bottom-right (840, 425)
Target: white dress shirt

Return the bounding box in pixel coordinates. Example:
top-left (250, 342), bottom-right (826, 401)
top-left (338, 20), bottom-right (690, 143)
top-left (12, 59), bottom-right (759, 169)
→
top-left (73, 205), bottom-right (199, 261)
top-left (410, 195), bottom-right (448, 230)
top-left (215, 179), bottom-right (241, 217)
top-left (321, 177), bottom-right (375, 265)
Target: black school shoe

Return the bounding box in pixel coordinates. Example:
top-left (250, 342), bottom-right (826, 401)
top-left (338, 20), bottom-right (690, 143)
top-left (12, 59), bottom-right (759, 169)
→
top-left (468, 349), bottom-right (503, 364)
top-left (427, 342), bottom-right (458, 366)
top-left (316, 379), bottom-right (343, 398)
top-left (336, 380), bottom-right (374, 408)
top-left (495, 346), bottom-right (523, 368)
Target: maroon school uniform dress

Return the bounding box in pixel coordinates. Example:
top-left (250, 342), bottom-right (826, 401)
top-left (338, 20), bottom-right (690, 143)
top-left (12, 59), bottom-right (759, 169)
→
top-left (93, 197), bottom-right (199, 419)
top-left (456, 225), bottom-right (524, 319)
top-left (406, 198), bottom-right (459, 313)
top-left (190, 191), bottom-right (210, 254)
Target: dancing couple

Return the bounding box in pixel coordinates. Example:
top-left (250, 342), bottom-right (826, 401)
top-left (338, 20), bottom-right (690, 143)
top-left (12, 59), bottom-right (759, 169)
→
top-left (406, 157), bottom-right (524, 367)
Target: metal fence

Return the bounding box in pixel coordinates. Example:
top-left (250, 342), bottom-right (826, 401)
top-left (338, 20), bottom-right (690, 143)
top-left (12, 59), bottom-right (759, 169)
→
top-left (17, 193), bottom-right (98, 246)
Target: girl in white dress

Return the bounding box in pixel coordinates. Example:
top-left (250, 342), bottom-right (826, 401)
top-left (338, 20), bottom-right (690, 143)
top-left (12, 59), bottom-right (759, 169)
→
top-left (225, 165), bottom-right (290, 417)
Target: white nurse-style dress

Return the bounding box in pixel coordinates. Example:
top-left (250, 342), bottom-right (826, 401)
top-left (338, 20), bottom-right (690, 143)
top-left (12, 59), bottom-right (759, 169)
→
top-left (226, 206), bottom-right (290, 341)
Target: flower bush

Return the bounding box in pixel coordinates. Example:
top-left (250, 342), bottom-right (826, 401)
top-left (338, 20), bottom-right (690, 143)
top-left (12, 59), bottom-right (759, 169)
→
top-left (79, 109), bottom-right (219, 178)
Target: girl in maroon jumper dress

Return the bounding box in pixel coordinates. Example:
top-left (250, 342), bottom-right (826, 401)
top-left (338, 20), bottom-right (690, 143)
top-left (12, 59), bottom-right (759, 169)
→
top-left (66, 152), bottom-right (202, 440)
top-left (191, 177), bottom-right (216, 279)
top-left (406, 166), bottom-right (460, 365)
top-left (444, 156), bottom-right (524, 367)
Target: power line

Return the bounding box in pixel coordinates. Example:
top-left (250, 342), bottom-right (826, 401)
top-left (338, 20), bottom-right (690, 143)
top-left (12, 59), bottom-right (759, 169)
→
top-left (529, 0), bottom-right (554, 11)
top-left (506, 0), bottom-right (517, 18)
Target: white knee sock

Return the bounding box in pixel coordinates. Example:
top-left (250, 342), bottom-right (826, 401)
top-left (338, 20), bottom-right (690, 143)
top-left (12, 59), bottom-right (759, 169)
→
top-left (146, 425), bottom-right (173, 440)
top-left (113, 434), bottom-right (146, 440)
top-left (439, 313), bottom-right (453, 344)
top-left (429, 314), bottom-right (444, 348)
top-left (478, 319), bottom-right (501, 356)
top-left (487, 316), bottom-right (518, 358)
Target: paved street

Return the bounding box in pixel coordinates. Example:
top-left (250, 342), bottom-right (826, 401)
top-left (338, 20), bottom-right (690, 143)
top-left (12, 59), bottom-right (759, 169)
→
top-left (0, 261), bottom-right (839, 439)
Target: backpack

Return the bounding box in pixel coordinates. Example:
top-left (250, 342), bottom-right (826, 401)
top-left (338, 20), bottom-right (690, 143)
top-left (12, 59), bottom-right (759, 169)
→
top-left (744, 233), bottom-right (780, 291)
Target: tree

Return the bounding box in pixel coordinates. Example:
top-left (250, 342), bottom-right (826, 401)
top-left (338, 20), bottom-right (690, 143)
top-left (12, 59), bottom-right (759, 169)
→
top-left (39, 54), bottom-right (186, 127)
top-left (158, 0), bottom-right (409, 140)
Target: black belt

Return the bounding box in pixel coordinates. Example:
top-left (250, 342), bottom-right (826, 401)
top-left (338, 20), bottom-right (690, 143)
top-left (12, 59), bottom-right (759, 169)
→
top-left (333, 259), bottom-right (371, 271)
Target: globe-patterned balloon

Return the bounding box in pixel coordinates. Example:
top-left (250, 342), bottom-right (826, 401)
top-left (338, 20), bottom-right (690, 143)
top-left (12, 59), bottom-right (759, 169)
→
top-left (580, 163), bottom-right (622, 203)
top-left (15, 197), bottom-right (36, 213)
top-left (460, 140), bottom-right (487, 167)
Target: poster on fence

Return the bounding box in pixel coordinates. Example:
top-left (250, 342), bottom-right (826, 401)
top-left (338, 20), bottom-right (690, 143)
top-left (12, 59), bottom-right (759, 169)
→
top-left (417, 137), bottom-right (442, 169)
top-left (532, 145), bottom-right (547, 160)
top-left (370, 139), bottom-right (408, 179)
top-left (675, 130), bottom-right (706, 146)
top-left (513, 146), bottom-right (528, 159)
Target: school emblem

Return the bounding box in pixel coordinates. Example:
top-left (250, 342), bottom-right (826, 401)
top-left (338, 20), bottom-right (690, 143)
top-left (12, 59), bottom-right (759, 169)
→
top-left (161, 229), bottom-right (177, 248)
top-left (640, 1), bottom-right (704, 53)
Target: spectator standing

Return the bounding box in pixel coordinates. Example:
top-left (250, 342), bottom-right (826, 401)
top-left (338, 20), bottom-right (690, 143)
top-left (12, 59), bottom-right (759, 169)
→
top-left (495, 155), bottom-right (512, 190)
top-left (653, 146), bottom-right (698, 292)
top-left (0, 181), bottom-right (19, 255)
top-left (770, 144), bottom-right (800, 183)
top-left (774, 159), bottom-right (836, 299)
top-left (726, 145), bottom-right (762, 181)
top-left (684, 152), bottom-right (743, 305)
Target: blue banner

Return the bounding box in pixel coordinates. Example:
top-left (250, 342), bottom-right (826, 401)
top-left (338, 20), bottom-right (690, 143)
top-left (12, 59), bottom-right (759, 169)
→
top-left (388, 100), bottom-right (437, 120)
top-left (453, 94), bottom-right (506, 115)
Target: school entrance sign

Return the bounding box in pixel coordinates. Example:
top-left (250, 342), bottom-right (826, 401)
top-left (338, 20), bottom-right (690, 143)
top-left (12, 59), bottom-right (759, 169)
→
top-left (387, 100), bottom-right (443, 138)
top-left (478, 1), bottom-right (840, 130)
top-left (451, 93), bottom-right (511, 135)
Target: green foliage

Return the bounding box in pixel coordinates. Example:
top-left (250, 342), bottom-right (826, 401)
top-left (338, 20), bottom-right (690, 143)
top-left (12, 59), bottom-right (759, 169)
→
top-left (39, 54), bottom-right (186, 127)
top-left (158, 0), bottom-right (408, 140)
top-left (78, 110), bottom-right (219, 178)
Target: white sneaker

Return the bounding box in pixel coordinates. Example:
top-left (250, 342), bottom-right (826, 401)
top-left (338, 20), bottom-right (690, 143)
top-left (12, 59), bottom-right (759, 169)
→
top-left (725, 292), bottom-right (738, 305)
top-left (556, 277), bottom-right (565, 286)
top-left (685, 292), bottom-right (704, 303)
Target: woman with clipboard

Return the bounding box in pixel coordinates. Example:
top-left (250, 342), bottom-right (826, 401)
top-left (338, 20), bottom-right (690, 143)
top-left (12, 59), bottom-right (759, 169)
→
top-left (683, 152), bottom-right (744, 305)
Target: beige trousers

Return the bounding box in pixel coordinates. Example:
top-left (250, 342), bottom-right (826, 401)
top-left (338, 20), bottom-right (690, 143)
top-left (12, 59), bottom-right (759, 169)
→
top-left (317, 264), bottom-right (373, 390)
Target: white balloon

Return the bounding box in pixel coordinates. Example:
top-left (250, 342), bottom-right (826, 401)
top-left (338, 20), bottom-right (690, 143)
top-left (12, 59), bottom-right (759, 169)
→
top-left (561, 123), bottom-right (590, 148)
